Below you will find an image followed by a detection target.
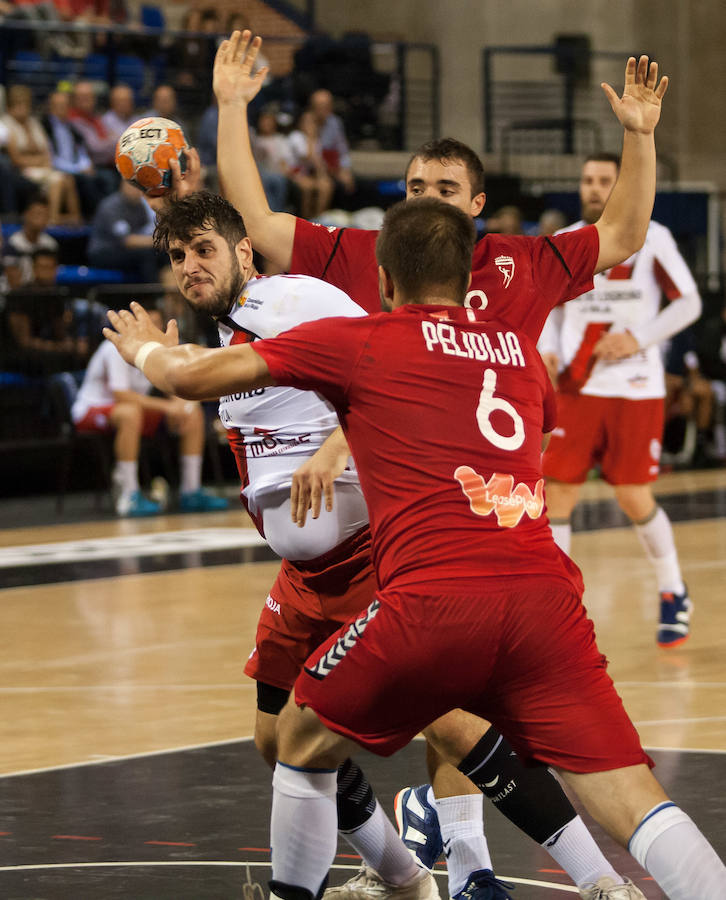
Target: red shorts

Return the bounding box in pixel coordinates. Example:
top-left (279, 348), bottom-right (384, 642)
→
top-left (543, 393), bottom-right (664, 484)
top-left (244, 526), bottom-right (377, 692)
top-left (75, 405), bottom-right (163, 438)
top-left (295, 576), bottom-right (651, 773)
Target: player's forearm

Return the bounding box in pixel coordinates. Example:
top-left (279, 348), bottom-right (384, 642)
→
top-left (141, 342), bottom-right (275, 401)
top-left (217, 102), bottom-right (295, 269)
top-left (595, 130), bottom-right (655, 272)
top-left (630, 290), bottom-right (702, 348)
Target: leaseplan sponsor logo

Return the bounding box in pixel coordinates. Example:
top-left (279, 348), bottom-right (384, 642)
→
top-left (454, 467), bottom-right (544, 528)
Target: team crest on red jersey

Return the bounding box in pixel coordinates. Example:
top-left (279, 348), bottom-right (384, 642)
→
top-left (454, 466), bottom-right (544, 528)
top-left (495, 255), bottom-right (515, 288)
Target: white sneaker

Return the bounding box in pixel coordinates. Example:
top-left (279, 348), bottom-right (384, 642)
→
top-left (323, 866), bottom-right (440, 900)
top-left (579, 877), bottom-right (646, 899)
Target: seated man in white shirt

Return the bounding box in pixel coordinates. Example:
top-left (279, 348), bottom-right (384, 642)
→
top-left (71, 307), bottom-right (228, 516)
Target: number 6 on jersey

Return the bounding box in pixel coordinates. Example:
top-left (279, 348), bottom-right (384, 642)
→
top-left (476, 368), bottom-right (525, 451)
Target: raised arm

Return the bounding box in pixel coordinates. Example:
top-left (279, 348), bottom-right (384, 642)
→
top-left (214, 30), bottom-right (297, 270)
top-left (103, 302), bottom-right (275, 400)
top-left (595, 55), bottom-right (669, 273)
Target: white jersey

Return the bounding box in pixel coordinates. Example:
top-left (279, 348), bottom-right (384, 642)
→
top-left (71, 340), bottom-right (153, 422)
top-left (218, 273), bottom-right (367, 518)
top-left (538, 220), bottom-right (700, 399)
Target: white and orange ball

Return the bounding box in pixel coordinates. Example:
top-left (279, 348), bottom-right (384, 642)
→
top-left (115, 117), bottom-right (188, 197)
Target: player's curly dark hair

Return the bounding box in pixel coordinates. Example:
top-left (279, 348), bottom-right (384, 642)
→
top-left (153, 191), bottom-right (247, 254)
top-left (376, 197), bottom-right (476, 303)
top-left (405, 138), bottom-right (485, 198)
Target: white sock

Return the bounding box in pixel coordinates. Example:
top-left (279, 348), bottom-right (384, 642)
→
top-left (550, 521), bottom-right (572, 555)
top-left (435, 794), bottom-right (491, 896)
top-left (633, 507), bottom-right (686, 594)
top-left (113, 460), bottom-right (138, 496)
top-left (542, 815), bottom-right (622, 889)
top-left (180, 454), bottom-right (202, 494)
top-left (629, 802), bottom-right (726, 899)
top-left (342, 800), bottom-right (419, 885)
top-left (271, 763), bottom-right (338, 895)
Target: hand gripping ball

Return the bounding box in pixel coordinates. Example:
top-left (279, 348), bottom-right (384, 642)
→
top-left (115, 117), bottom-right (189, 197)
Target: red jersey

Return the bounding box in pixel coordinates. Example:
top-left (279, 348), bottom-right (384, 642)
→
top-left (254, 304), bottom-right (583, 593)
top-left (291, 219), bottom-right (599, 341)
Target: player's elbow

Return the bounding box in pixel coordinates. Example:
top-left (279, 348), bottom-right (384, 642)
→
top-left (595, 222), bottom-right (648, 272)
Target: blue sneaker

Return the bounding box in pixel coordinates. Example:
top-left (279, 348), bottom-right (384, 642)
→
top-left (453, 869), bottom-right (514, 900)
top-left (657, 587), bottom-right (692, 648)
top-left (116, 490), bottom-right (161, 517)
top-left (179, 488), bottom-right (229, 512)
top-left (393, 785), bottom-right (442, 870)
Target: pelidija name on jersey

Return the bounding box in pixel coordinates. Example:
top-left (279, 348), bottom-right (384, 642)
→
top-left (421, 321), bottom-right (525, 367)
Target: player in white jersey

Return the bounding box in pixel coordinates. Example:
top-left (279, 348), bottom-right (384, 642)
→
top-left (538, 152), bottom-right (701, 647)
top-left (72, 309), bottom-right (227, 516)
top-left (147, 191), bottom-right (648, 900)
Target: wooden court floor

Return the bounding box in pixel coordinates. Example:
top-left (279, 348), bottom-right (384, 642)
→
top-left (0, 469), bottom-right (725, 898)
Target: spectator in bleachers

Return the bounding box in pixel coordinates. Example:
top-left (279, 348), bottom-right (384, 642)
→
top-left (663, 327), bottom-right (715, 467)
top-left (87, 178), bottom-right (165, 283)
top-left (308, 88), bottom-right (355, 197)
top-left (0, 115), bottom-right (37, 215)
top-left (71, 306), bottom-right (228, 516)
top-left (101, 84), bottom-right (137, 145)
top-left (538, 208), bottom-right (567, 236)
top-left (2, 85), bottom-right (82, 225)
top-left (695, 300), bottom-right (726, 463)
top-left (287, 109), bottom-right (334, 220)
top-left (250, 109), bottom-right (290, 213)
top-left (171, 9), bottom-right (221, 90)
top-left (68, 81), bottom-right (120, 175)
top-left (144, 84), bottom-right (189, 139)
top-left (487, 204), bottom-right (525, 235)
top-left (2, 248), bottom-right (90, 375)
top-left (3, 196), bottom-right (59, 289)
top-left (42, 90), bottom-right (114, 217)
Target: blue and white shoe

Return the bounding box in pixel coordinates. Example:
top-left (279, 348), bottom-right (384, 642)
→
top-left (453, 869), bottom-right (514, 900)
top-left (393, 785), bottom-right (443, 870)
top-left (657, 586), bottom-right (692, 648)
top-left (179, 488), bottom-right (229, 512)
top-left (116, 490), bottom-right (161, 517)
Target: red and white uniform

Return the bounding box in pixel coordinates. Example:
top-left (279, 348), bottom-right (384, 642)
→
top-left (539, 219), bottom-right (700, 399)
top-left (71, 340), bottom-right (161, 434)
top-left (219, 274), bottom-right (376, 692)
top-left (539, 220), bottom-right (701, 484)
top-left (254, 305), bottom-right (649, 771)
top-left (291, 218), bottom-right (599, 339)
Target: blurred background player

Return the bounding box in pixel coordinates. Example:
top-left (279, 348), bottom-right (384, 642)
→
top-left (71, 306), bottom-right (227, 516)
top-left (538, 152), bottom-right (701, 648)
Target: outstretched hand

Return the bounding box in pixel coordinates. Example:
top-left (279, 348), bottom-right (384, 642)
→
top-left (601, 55), bottom-right (668, 134)
top-left (214, 29), bottom-right (269, 107)
top-left (103, 301), bottom-right (179, 367)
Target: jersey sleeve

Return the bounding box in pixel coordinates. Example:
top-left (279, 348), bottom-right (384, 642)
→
top-left (252, 316), bottom-right (367, 409)
top-left (291, 219), bottom-right (380, 313)
top-left (536, 224), bottom-right (600, 304)
top-left (651, 224), bottom-right (699, 300)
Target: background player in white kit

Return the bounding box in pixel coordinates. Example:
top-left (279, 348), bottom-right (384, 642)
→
top-left (538, 152), bottom-right (702, 647)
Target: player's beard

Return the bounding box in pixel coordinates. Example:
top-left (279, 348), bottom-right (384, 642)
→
top-left (185, 257), bottom-right (247, 319)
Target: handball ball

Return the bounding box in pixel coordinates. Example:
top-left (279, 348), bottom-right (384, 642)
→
top-left (115, 117), bottom-right (189, 197)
